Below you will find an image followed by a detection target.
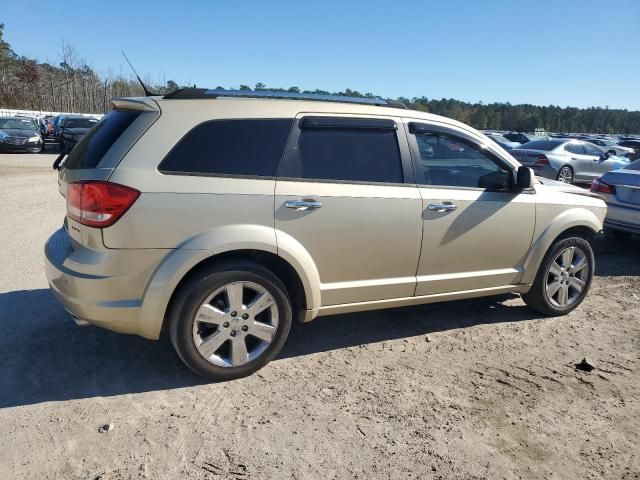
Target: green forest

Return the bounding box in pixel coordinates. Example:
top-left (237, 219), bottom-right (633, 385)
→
top-left (1, 23), bottom-right (638, 134)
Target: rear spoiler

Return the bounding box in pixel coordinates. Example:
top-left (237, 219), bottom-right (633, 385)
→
top-left (111, 97), bottom-right (160, 112)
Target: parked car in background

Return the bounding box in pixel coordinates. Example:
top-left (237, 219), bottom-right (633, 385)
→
top-left (588, 138), bottom-right (635, 158)
top-left (591, 159), bottom-right (640, 238)
top-left (46, 89), bottom-right (606, 380)
top-left (618, 140), bottom-right (640, 161)
top-left (0, 116), bottom-right (44, 153)
top-left (57, 115), bottom-right (99, 151)
top-left (484, 132), bottom-right (521, 150)
top-left (504, 132), bottom-right (540, 144)
top-left (510, 139), bottom-right (629, 184)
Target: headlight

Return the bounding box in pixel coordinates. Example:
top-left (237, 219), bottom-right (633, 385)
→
top-left (29, 135), bottom-right (41, 142)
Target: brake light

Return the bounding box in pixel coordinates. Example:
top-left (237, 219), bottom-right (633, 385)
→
top-left (590, 178), bottom-right (615, 195)
top-left (67, 181), bottom-right (140, 227)
top-left (536, 155), bottom-right (549, 165)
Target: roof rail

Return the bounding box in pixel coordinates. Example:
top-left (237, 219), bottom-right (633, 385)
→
top-left (162, 88), bottom-right (407, 108)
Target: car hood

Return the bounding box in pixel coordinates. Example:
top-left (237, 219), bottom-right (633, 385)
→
top-left (0, 128), bottom-right (39, 137)
top-left (535, 176), bottom-right (602, 199)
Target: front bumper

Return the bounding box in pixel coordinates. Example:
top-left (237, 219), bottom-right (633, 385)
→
top-left (0, 141), bottom-right (42, 153)
top-left (44, 227), bottom-right (168, 339)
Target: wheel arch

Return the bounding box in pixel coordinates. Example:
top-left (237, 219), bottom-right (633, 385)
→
top-left (520, 210), bottom-right (602, 285)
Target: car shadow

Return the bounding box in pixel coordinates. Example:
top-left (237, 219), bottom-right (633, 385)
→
top-left (0, 288), bottom-right (544, 409)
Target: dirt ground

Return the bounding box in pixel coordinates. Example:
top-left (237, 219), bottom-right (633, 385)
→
top-left (1, 153), bottom-right (639, 480)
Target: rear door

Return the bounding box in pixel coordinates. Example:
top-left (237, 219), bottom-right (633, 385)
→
top-left (274, 114), bottom-right (423, 306)
top-left (565, 143), bottom-right (593, 181)
top-left (405, 120), bottom-right (535, 295)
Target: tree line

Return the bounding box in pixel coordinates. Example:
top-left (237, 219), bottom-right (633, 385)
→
top-left (1, 24), bottom-right (638, 133)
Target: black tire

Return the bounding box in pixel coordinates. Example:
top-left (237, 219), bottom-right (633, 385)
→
top-left (168, 259), bottom-right (292, 381)
top-left (522, 236), bottom-right (594, 316)
top-left (556, 166), bottom-right (574, 184)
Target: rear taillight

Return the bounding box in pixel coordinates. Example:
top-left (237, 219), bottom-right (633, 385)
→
top-left (590, 178), bottom-right (615, 195)
top-left (536, 155), bottom-right (549, 165)
top-left (67, 181), bottom-right (139, 227)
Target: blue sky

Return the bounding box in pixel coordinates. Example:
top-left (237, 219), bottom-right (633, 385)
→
top-left (2, 0), bottom-right (639, 109)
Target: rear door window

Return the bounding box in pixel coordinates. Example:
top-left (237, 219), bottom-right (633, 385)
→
top-left (569, 144), bottom-right (586, 155)
top-left (279, 117), bottom-right (403, 184)
top-left (159, 119), bottom-right (293, 177)
top-left (64, 111), bottom-right (140, 170)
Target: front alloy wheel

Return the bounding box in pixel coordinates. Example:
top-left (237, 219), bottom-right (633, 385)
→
top-left (522, 236), bottom-right (594, 316)
top-left (545, 246), bottom-right (589, 308)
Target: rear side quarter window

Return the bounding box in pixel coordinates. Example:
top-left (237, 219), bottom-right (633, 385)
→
top-left (64, 111), bottom-right (140, 170)
top-left (158, 119), bottom-right (293, 178)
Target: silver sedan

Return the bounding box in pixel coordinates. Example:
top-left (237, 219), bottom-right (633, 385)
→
top-left (591, 159), bottom-right (640, 237)
top-left (510, 139), bottom-right (630, 184)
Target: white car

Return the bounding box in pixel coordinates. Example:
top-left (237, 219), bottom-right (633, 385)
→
top-left (589, 138), bottom-right (635, 158)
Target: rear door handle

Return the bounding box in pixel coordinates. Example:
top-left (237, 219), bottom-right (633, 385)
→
top-left (427, 203), bottom-right (457, 213)
top-left (285, 200), bottom-right (323, 211)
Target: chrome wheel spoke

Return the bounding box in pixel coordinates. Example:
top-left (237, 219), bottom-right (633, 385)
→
top-left (247, 292), bottom-right (275, 317)
top-left (572, 257), bottom-right (587, 274)
top-left (547, 280), bottom-right (562, 297)
top-left (225, 283), bottom-right (244, 310)
top-left (198, 331), bottom-right (228, 358)
top-left (557, 284), bottom-right (569, 306)
top-left (250, 321), bottom-right (276, 342)
top-left (569, 276), bottom-right (585, 293)
top-left (561, 247), bottom-right (574, 268)
top-left (195, 304), bottom-right (227, 325)
top-left (549, 262), bottom-right (562, 278)
top-left (231, 338), bottom-right (249, 366)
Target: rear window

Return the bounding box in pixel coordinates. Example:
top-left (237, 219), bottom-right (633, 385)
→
top-left (519, 140), bottom-right (562, 151)
top-left (159, 119), bottom-right (292, 177)
top-left (64, 110), bottom-right (140, 170)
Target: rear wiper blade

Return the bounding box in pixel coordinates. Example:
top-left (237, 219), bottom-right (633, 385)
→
top-left (52, 151), bottom-right (67, 170)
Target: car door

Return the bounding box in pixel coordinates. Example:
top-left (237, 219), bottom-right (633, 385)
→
top-left (274, 114), bottom-right (423, 306)
top-left (565, 143), bottom-right (593, 181)
top-left (405, 120), bottom-right (535, 296)
top-left (583, 142), bottom-right (619, 179)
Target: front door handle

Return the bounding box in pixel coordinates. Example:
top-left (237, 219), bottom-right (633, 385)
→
top-left (427, 203), bottom-right (457, 213)
top-left (285, 200), bottom-right (323, 211)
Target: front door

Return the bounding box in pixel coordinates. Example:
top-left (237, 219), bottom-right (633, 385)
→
top-left (405, 121), bottom-right (536, 295)
top-left (274, 115), bottom-right (423, 306)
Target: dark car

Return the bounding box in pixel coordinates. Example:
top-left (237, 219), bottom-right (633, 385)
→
top-left (57, 116), bottom-right (99, 152)
top-left (0, 116), bottom-right (44, 153)
top-left (618, 140), bottom-right (640, 161)
top-left (504, 132), bottom-right (539, 144)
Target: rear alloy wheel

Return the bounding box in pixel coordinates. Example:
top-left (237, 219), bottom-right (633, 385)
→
top-left (522, 236), bottom-right (594, 316)
top-left (169, 260), bottom-right (292, 380)
top-left (557, 166), bottom-right (573, 184)
top-left (607, 150), bottom-right (617, 157)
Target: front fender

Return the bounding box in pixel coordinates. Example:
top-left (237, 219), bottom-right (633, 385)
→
top-left (521, 207), bottom-right (604, 285)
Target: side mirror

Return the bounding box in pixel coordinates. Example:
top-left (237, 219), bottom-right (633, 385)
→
top-left (516, 166), bottom-right (534, 190)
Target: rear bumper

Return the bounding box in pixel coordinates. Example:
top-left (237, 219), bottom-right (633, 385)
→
top-left (605, 203), bottom-right (640, 233)
top-left (44, 227), bottom-right (168, 339)
top-left (529, 164), bottom-right (557, 180)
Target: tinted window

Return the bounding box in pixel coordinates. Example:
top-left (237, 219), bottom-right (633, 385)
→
top-left (569, 144), bottom-right (586, 155)
top-left (583, 143), bottom-right (604, 156)
top-left (520, 140), bottom-right (563, 151)
top-left (413, 130), bottom-right (509, 189)
top-left (288, 123), bottom-right (403, 183)
top-left (159, 119), bottom-right (292, 177)
top-left (64, 117), bottom-right (99, 129)
top-left (64, 111), bottom-right (139, 170)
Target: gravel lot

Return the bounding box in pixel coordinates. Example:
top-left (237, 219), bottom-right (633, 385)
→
top-left (1, 153), bottom-right (639, 480)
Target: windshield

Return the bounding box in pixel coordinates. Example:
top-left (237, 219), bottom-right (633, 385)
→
top-left (519, 140), bottom-right (563, 151)
top-left (64, 118), bottom-right (99, 129)
top-left (0, 118), bottom-right (37, 131)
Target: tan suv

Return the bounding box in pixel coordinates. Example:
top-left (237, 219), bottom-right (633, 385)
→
top-left (45, 89), bottom-right (606, 380)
